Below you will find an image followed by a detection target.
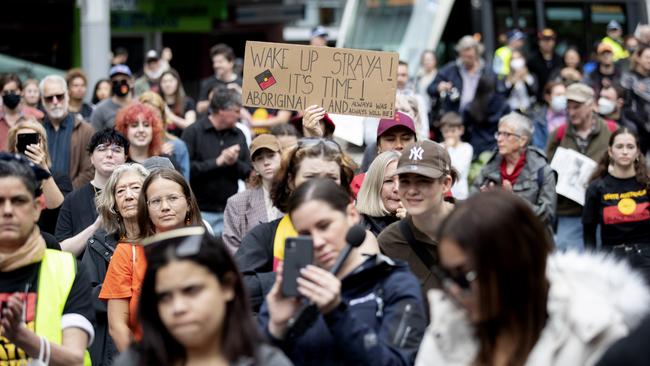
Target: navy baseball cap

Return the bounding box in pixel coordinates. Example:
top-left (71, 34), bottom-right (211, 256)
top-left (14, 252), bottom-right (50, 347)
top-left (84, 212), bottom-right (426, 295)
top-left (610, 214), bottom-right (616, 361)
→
top-left (109, 64), bottom-right (133, 78)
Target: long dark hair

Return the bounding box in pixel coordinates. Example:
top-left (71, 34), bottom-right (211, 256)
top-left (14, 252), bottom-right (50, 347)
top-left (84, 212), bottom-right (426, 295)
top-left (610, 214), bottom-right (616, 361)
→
top-left (589, 128), bottom-right (650, 188)
top-left (158, 69), bottom-right (187, 117)
top-left (136, 231), bottom-right (260, 365)
top-left (271, 139), bottom-right (356, 212)
top-left (137, 168), bottom-right (203, 237)
top-left (438, 191), bottom-right (552, 366)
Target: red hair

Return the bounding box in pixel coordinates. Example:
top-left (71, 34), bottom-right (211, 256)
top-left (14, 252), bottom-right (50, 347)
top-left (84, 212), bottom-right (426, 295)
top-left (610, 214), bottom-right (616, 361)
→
top-left (114, 102), bottom-right (164, 157)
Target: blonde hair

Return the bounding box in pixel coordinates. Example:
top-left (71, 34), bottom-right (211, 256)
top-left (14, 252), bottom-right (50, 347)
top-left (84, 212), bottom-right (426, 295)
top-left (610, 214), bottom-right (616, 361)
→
top-left (7, 118), bottom-right (52, 166)
top-left (96, 163), bottom-right (149, 235)
top-left (139, 91), bottom-right (169, 128)
top-left (356, 151), bottom-right (401, 217)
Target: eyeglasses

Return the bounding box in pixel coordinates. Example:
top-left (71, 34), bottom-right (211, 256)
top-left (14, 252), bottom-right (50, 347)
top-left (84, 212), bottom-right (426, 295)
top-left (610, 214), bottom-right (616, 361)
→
top-left (95, 144), bottom-right (125, 154)
top-left (142, 226), bottom-right (206, 257)
top-left (43, 93), bottom-right (65, 103)
top-left (147, 194), bottom-right (187, 209)
top-left (297, 138), bottom-right (342, 152)
top-left (494, 131), bottom-right (521, 140)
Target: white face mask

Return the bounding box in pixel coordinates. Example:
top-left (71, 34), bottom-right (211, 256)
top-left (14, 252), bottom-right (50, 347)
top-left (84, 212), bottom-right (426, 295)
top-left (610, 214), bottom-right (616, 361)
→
top-left (550, 95), bottom-right (567, 112)
top-left (597, 97), bottom-right (616, 115)
top-left (510, 58), bottom-right (526, 71)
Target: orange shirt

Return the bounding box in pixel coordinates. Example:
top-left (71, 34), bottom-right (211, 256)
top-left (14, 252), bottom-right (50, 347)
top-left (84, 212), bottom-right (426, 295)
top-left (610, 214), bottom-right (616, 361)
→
top-left (99, 243), bottom-right (147, 340)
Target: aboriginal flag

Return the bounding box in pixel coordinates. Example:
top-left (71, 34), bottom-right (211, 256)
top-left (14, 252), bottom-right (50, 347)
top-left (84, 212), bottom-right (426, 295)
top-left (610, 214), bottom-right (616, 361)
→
top-left (255, 69), bottom-right (277, 91)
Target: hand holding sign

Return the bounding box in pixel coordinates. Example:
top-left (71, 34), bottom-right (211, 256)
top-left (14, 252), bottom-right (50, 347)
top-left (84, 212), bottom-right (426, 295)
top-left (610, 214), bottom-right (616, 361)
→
top-left (302, 105), bottom-right (327, 137)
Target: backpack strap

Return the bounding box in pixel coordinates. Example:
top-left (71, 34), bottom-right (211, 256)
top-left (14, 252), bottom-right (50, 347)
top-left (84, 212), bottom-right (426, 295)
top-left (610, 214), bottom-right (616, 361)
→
top-left (398, 220), bottom-right (436, 270)
top-left (555, 123), bottom-right (567, 143)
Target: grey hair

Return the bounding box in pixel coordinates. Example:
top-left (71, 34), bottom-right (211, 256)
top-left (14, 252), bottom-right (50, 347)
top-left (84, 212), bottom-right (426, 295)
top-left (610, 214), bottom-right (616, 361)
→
top-left (499, 112), bottom-right (533, 145)
top-left (96, 163), bottom-right (149, 235)
top-left (39, 75), bottom-right (68, 95)
top-left (356, 151), bottom-right (401, 217)
top-left (396, 94), bottom-right (424, 140)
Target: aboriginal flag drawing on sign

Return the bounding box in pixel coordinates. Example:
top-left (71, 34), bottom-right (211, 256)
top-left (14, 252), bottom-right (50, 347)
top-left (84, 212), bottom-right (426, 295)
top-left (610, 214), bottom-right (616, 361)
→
top-left (255, 69), bottom-right (277, 91)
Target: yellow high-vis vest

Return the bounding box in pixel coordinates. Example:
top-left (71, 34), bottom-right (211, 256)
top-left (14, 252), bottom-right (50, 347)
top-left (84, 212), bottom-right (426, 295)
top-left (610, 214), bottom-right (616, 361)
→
top-left (35, 249), bottom-right (92, 366)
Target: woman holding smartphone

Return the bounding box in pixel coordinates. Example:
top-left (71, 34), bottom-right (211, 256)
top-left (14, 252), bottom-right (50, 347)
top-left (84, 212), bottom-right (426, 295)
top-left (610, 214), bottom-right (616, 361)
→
top-left (7, 118), bottom-right (67, 234)
top-left (259, 178), bottom-right (427, 366)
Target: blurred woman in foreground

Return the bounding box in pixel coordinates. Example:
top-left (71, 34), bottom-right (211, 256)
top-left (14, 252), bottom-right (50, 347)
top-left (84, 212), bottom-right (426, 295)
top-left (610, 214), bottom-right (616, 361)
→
top-left (416, 191), bottom-right (649, 366)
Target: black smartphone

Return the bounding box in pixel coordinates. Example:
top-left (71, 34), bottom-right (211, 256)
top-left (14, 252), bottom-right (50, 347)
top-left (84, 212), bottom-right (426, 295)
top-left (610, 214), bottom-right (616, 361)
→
top-left (16, 133), bottom-right (40, 154)
top-left (282, 236), bottom-right (314, 297)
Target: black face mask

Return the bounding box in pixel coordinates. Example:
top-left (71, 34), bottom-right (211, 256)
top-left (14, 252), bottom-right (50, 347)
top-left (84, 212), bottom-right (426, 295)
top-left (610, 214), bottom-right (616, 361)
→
top-left (2, 93), bottom-right (21, 110)
top-left (112, 80), bottom-right (130, 97)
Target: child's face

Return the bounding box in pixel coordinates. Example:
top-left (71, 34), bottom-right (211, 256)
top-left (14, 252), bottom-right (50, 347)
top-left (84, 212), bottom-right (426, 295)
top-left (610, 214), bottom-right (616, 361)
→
top-left (441, 125), bottom-right (463, 142)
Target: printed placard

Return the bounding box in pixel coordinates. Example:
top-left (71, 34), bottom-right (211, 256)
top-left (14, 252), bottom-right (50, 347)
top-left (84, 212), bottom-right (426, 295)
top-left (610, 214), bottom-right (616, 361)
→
top-left (242, 41), bottom-right (399, 118)
top-left (550, 147), bottom-right (598, 205)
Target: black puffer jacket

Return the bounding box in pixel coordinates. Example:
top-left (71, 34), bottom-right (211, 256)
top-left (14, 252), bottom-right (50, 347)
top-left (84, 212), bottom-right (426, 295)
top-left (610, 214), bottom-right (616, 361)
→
top-left (81, 229), bottom-right (119, 366)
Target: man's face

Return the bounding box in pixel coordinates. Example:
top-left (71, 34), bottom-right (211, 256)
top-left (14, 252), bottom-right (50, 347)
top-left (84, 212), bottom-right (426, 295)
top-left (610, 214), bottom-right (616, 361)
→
top-left (213, 105), bottom-right (241, 130)
top-left (608, 28), bottom-right (623, 39)
top-left (212, 54), bottom-right (234, 79)
top-left (69, 77), bottom-right (87, 100)
top-left (397, 64), bottom-right (409, 90)
top-left (567, 100), bottom-right (593, 126)
top-left (378, 126), bottom-right (416, 153)
top-left (598, 51), bottom-right (614, 66)
top-left (0, 177), bottom-right (40, 251)
top-left (2, 81), bottom-right (21, 96)
top-left (310, 36), bottom-right (327, 47)
top-left (539, 37), bottom-right (555, 53)
top-left (42, 80), bottom-right (69, 120)
top-left (459, 47), bottom-right (477, 67)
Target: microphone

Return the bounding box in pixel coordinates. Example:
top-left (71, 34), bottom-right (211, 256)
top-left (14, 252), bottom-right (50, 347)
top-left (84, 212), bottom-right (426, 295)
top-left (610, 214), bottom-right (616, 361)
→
top-left (330, 224), bottom-right (366, 275)
top-left (285, 224), bottom-right (367, 339)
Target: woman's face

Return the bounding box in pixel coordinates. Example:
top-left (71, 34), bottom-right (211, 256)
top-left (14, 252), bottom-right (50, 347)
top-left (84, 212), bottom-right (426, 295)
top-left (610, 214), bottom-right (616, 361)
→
top-left (398, 173), bottom-right (449, 217)
top-left (292, 157), bottom-right (341, 188)
top-left (96, 81), bottom-right (112, 101)
top-left (439, 239), bottom-right (480, 322)
top-left (252, 149), bottom-right (282, 182)
top-left (496, 121), bottom-right (526, 156)
top-left (609, 133), bottom-right (638, 168)
top-left (380, 160), bottom-right (400, 214)
top-left (146, 178), bottom-right (189, 233)
top-left (115, 170), bottom-right (143, 220)
top-left (160, 73), bottom-right (179, 96)
top-left (127, 115), bottom-right (153, 150)
top-left (23, 84), bottom-right (40, 105)
top-left (291, 199), bottom-right (358, 271)
top-left (156, 260), bottom-right (234, 350)
top-left (564, 49), bottom-right (580, 68)
top-left (421, 52), bottom-right (436, 72)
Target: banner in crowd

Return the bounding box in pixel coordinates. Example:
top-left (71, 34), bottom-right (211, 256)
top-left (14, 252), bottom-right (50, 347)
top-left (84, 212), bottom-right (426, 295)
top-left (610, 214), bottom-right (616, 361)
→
top-left (550, 147), bottom-right (598, 205)
top-left (241, 41), bottom-right (399, 119)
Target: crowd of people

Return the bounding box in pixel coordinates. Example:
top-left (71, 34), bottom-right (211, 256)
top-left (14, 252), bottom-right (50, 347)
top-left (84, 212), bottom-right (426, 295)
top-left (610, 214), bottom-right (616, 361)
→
top-left (0, 23), bottom-right (649, 366)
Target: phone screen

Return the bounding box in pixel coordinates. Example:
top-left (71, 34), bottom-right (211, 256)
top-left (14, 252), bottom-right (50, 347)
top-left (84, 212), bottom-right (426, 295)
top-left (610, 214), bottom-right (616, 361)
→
top-left (281, 236), bottom-right (314, 297)
top-left (16, 133), bottom-right (40, 154)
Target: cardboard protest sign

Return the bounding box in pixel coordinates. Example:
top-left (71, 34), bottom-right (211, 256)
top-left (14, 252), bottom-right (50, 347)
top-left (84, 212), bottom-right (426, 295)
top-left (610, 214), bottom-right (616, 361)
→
top-left (242, 41), bottom-right (399, 119)
top-left (550, 147), bottom-right (598, 205)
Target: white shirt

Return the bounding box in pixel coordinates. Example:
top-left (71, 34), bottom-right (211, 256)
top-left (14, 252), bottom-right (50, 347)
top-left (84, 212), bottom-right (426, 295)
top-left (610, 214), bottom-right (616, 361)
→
top-left (446, 142), bottom-right (473, 199)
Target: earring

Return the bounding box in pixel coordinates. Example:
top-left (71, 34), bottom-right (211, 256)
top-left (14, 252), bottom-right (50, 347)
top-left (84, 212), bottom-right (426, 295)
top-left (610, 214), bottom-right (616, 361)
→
top-left (185, 212), bottom-right (191, 225)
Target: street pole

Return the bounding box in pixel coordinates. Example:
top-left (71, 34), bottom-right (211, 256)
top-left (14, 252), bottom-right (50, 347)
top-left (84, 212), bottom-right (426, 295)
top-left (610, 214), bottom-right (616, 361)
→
top-left (80, 0), bottom-right (111, 102)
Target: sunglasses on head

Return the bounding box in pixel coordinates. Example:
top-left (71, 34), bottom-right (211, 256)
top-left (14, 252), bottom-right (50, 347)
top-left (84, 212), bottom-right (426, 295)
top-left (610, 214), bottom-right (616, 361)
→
top-left (43, 93), bottom-right (65, 103)
top-left (142, 226), bottom-right (206, 257)
top-left (297, 137), bottom-right (342, 152)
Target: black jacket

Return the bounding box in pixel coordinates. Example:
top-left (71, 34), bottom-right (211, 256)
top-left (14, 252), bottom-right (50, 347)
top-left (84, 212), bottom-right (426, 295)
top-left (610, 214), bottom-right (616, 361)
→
top-left (81, 229), bottom-right (119, 366)
top-left (258, 255), bottom-right (427, 366)
top-left (235, 218), bottom-right (281, 312)
top-left (527, 50), bottom-right (563, 100)
top-left (181, 117), bottom-right (251, 212)
top-left (55, 183), bottom-right (97, 242)
top-left (361, 214), bottom-right (399, 237)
